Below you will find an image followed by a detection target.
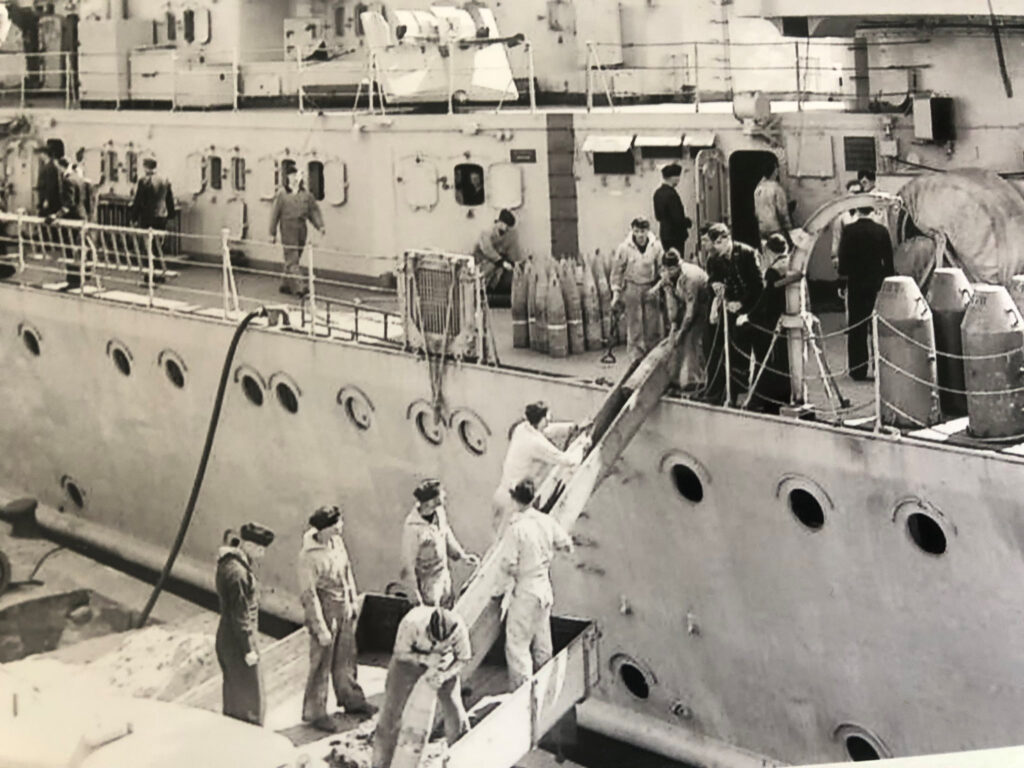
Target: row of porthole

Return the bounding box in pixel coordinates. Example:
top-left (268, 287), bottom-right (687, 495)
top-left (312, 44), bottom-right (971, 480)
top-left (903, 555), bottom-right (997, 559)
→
top-left (20, 324), bottom-right (491, 454)
top-left (667, 459), bottom-right (950, 557)
top-left (237, 368), bottom-right (492, 456)
top-left (611, 657), bottom-right (890, 761)
top-left (19, 325), bottom-right (188, 389)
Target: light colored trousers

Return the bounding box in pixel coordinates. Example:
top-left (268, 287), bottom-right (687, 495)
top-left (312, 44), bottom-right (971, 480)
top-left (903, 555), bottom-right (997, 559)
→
top-left (505, 592), bottom-right (553, 690)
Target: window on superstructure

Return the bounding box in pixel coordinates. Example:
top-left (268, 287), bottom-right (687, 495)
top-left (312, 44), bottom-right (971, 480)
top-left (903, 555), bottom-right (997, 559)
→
top-left (334, 6), bottom-right (345, 34)
top-left (843, 136), bottom-right (876, 173)
top-left (105, 150), bottom-right (118, 183)
top-left (593, 151), bottom-right (636, 175)
top-left (126, 151), bottom-right (138, 183)
top-left (166, 12), bottom-right (177, 42)
top-left (307, 160), bottom-right (325, 201)
top-left (454, 163), bottom-right (485, 206)
top-left (354, 3), bottom-right (368, 35)
top-left (278, 158), bottom-right (297, 188)
top-left (183, 9), bottom-right (195, 44)
top-left (232, 157), bottom-right (246, 191)
top-left (208, 155), bottom-right (222, 190)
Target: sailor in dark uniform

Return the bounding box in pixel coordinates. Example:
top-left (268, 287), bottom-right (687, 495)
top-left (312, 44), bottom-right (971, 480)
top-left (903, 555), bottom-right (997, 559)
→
top-left (215, 521), bottom-right (275, 725)
top-left (652, 163), bottom-right (691, 257)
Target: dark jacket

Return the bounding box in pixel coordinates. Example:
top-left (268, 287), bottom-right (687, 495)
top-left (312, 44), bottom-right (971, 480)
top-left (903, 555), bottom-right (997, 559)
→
top-left (215, 549), bottom-right (259, 656)
top-left (837, 217), bottom-right (894, 295)
top-left (61, 173), bottom-right (90, 220)
top-left (37, 159), bottom-right (62, 216)
top-left (652, 183), bottom-right (691, 252)
top-left (131, 173), bottom-right (176, 227)
top-left (707, 242), bottom-right (763, 313)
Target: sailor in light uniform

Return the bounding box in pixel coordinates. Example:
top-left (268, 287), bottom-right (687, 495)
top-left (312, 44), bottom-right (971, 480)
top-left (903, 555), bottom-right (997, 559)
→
top-left (401, 479), bottom-right (479, 608)
top-left (215, 521), bottom-right (274, 725)
top-left (611, 215), bottom-right (666, 360)
top-left (372, 607), bottom-right (472, 768)
top-left (269, 165), bottom-right (324, 297)
top-left (298, 505), bottom-right (376, 732)
top-left (491, 401), bottom-right (586, 536)
top-left (501, 479), bottom-right (574, 690)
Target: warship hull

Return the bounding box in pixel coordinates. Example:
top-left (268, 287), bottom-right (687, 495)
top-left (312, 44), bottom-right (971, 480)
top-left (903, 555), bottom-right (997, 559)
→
top-left (4, 280), bottom-right (1024, 765)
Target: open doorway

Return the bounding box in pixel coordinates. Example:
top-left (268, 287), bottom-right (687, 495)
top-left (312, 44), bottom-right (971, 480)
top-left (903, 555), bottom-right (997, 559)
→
top-left (728, 150), bottom-right (778, 249)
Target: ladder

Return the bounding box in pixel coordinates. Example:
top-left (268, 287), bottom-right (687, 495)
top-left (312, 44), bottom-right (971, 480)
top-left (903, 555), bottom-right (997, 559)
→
top-left (392, 337), bottom-right (679, 768)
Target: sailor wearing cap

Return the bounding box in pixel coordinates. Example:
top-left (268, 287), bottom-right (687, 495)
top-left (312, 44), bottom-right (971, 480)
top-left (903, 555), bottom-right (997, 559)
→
top-left (298, 504), bottom-right (376, 731)
top-left (269, 163), bottom-right (325, 297)
top-left (473, 208), bottom-right (522, 299)
top-left (401, 479), bottom-right (479, 608)
top-left (129, 156), bottom-right (176, 232)
top-left (653, 163), bottom-right (692, 256)
top-left (652, 248), bottom-right (711, 391)
top-left (215, 521), bottom-right (274, 725)
top-left (611, 215), bottom-right (666, 360)
top-left (491, 401), bottom-right (589, 536)
top-left (372, 606), bottom-right (472, 768)
top-left (501, 479), bottom-right (574, 690)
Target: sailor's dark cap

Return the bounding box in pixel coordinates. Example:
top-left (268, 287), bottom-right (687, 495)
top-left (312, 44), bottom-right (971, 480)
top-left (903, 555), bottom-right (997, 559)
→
top-left (413, 479), bottom-right (442, 503)
top-left (240, 522), bottom-right (275, 546)
top-left (509, 479), bottom-right (536, 505)
top-left (309, 505), bottom-right (342, 531)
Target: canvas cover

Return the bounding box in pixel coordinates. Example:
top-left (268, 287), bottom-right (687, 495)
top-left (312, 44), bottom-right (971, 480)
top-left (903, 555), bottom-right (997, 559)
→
top-left (897, 169), bottom-right (1024, 286)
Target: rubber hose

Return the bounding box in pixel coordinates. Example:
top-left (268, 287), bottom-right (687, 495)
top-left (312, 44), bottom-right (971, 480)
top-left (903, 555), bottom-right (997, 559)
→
top-left (136, 306), bottom-right (267, 628)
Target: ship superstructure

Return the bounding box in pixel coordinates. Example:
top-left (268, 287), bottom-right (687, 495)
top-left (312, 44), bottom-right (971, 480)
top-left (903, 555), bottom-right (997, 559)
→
top-left (3, 2), bottom-right (1024, 767)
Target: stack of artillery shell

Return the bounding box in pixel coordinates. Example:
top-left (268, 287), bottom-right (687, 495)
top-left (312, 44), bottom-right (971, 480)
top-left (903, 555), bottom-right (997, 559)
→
top-left (511, 261), bottom-right (530, 348)
top-left (516, 252), bottom-right (622, 357)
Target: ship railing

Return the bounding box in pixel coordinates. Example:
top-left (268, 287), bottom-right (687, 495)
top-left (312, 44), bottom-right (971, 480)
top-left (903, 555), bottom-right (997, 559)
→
top-left (0, 210), bottom-right (405, 347)
top-left (582, 37), bottom-right (927, 111)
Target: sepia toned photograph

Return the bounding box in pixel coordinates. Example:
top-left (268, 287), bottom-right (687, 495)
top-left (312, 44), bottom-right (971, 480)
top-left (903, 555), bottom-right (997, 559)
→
top-left (1, 2), bottom-right (1022, 767)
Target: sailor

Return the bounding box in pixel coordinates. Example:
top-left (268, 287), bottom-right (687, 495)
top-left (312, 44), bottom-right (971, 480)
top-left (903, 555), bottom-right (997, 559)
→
top-left (401, 479), bottom-right (480, 608)
top-left (501, 479), bottom-right (574, 690)
top-left (298, 504), bottom-right (376, 732)
top-left (738, 234), bottom-right (802, 413)
top-left (215, 521), bottom-right (274, 726)
top-left (753, 158), bottom-right (793, 257)
top-left (703, 223), bottom-right (763, 405)
top-left (372, 606), bottom-right (472, 768)
top-left (830, 179), bottom-right (865, 261)
top-left (492, 401), bottom-right (587, 536)
top-left (53, 157), bottom-right (89, 287)
top-left (473, 208), bottom-right (521, 300)
top-left (35, 143), bottom-right (63, 219)
top-left (130, 157), bottom-right (176, 231)
top-left (836, 206), bottom-right (895, 381)
top-left (269, 165), bottom-right (324, 297)
top-left (610, 215), bottom-right (665, 360)
top-left (652, 248), bottom-right (711, 393)
top-left (652, 163), bottom-right (692, 257)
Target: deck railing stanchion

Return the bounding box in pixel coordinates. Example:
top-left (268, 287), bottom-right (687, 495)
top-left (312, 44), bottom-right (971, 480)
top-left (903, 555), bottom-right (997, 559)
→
top-left (16, 207), bottom-right (25, 272)
top-left (146, 229), bottom-right (155, 307)
top-left (306, 241), bottom-right (317, 337)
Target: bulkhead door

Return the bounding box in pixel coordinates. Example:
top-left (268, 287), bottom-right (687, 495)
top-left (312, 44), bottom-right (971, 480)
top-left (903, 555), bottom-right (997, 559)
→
top-left (6, 140), bottom-right (39, 213)
top-left (695, 147), bottom-right (727, 232)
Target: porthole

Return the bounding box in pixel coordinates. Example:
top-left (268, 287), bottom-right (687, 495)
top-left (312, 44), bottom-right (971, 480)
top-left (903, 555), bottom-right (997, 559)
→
top-left (416, 410), bottom-right (444, 445)
top-left (777, 475), bottom-right (833, 532)
top-left (61, 475), bottom-right (85, 509)
top-left (671, 464), bottom-right (703, 503)
top-left (907, 512), bottom-right (946, 555)
top-left (165, 359), bottom-right (185, 388)
top-left (892, 497), bottom-right (953, 557)
top-left (659, 452), bottom-right (710, 505)
top-left (834, 724), bottom-right (891, 762)
top-left (241, 374), bottom-right (264, 406)
top-left (112, 348), bottom-right (131, 376)
top-left (789, 488), bottom-right (824, 530)
top-left (845, 735), bottom-right (880, 762)
top-left (20, 326), bottom-right (40, 356)
top-left (610, 653), bottom-right (654, 700)
top-left (276, 382), bottom-right (299, 414)
top-left (338, 386), bottom-right (375, 431)
top-left (451, 408), bottom-right (491, 456)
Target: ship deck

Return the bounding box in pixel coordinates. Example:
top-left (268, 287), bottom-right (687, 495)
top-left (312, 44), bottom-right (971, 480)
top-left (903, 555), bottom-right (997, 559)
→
top-left (3, 247), bottom-right (878, 416)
